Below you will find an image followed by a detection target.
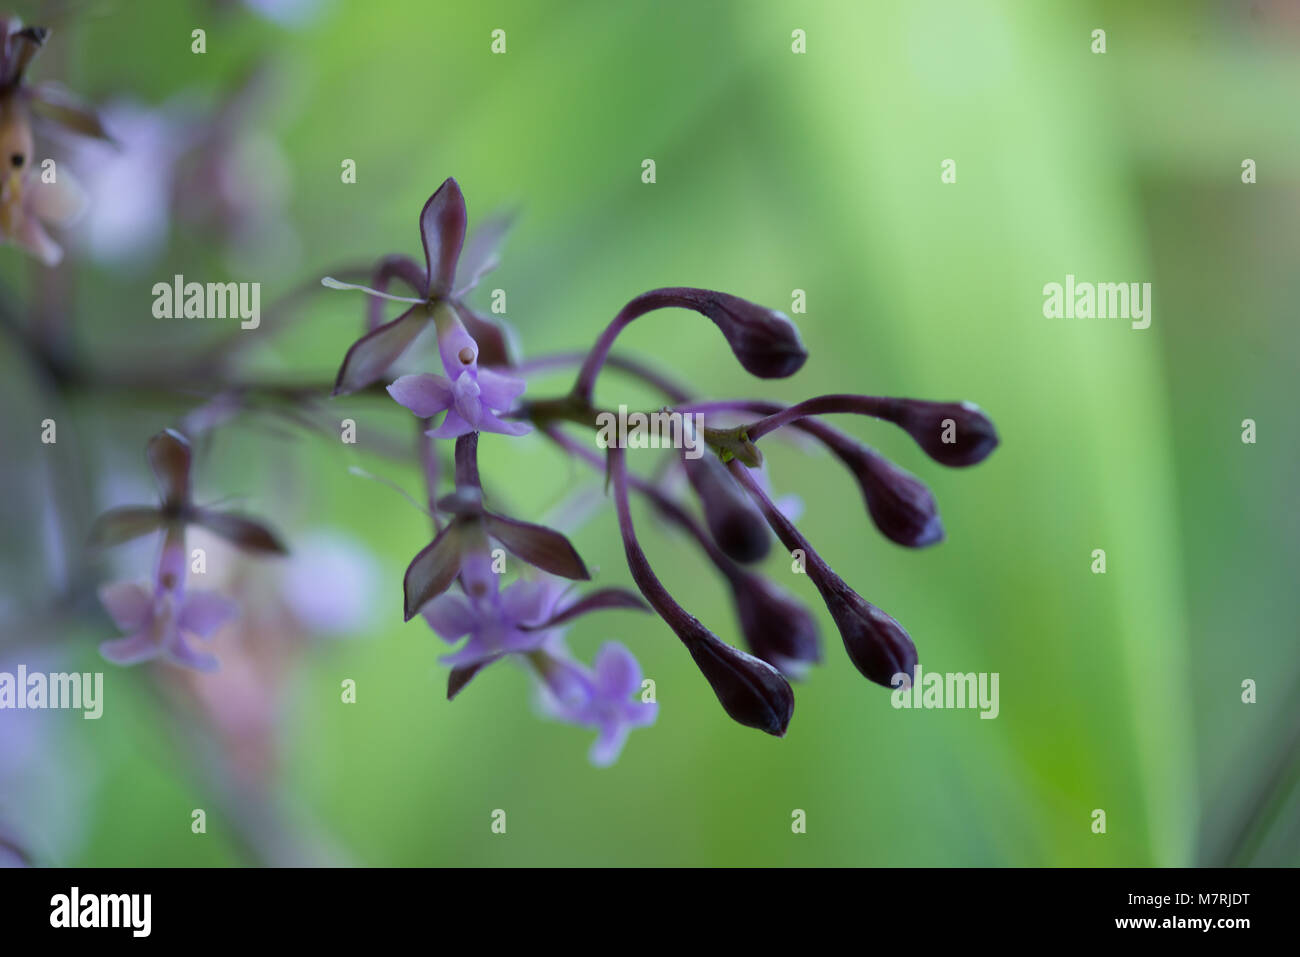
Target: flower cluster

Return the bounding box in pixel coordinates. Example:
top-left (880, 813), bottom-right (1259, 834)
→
top-left (79, 174), bottom-right (997, 768)
top-left (313, 176), bottom-right (999, 761)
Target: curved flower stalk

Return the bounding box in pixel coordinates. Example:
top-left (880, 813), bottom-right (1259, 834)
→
top-left (90, 430), bottom-right (287, 673)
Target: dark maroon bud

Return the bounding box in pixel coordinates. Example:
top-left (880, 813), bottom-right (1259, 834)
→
top-left (893, 400), bottom-right (998, 468)
top-left (836, 442), bottom-right (944, 548)
top-left (726, 457), bottom-right (918, 688)
top-left (812, 567), bottom-right (917, 688)
top-left (482, 512), bottom-right (590, 581)
top-left (608, 444), bottom-right (793, 734)
top-left (729, 571), bottom-right (821, 675)
top-left (682, 452), bottom-right (770, 563)
top-left (147, 429), bottom-right (192, 508)
top-left (696, 291), bottom-right (807, 379)
top-left (684, 627), bottom-right (795, 736)
top-left (190, 509), bottom-right (288, 555)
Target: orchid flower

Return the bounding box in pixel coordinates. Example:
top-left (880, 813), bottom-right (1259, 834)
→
top-left (535, 642), bottom-right (658, 767)
top-left (325, 178), bottom-right (520, 429)
top-left (98, 532), bottom-right (238, 672)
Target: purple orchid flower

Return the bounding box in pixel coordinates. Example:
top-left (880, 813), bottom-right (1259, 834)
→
top-left (387, 339), bottom-right (528, 439)
top-left (423, 574), bottom-right (565, 668)
top-left (98, 532), bottom-right (238, 672)
top-left (401, 439), bottom-right (592, 621)
top-left (536, 642), bottom-right (658, 767)
top-left (325, 178), bottom-right (518, 407)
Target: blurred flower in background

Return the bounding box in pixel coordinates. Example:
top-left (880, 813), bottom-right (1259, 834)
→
top-left (157, 527), bottom-right (378, 793)
top-left (68, 66), bottom-right (298, 273)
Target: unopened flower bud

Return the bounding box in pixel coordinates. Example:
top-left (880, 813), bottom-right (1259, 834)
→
top-left (834, 441), bottom-right (944, 547)
top-left (683, 626), bottom-right (795, 736)
top-left (893, 400), bottom-right (998, 468)
top-left (697, 291), bottom-right (807, 379)
top-left (730, 570), bottom-right (821, 676)
top-left (812, 568), bottom-right (917, 687)
top-left (682, 452), bottom-right (770, 562)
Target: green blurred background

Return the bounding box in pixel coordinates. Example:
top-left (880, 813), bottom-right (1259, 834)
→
top-left (1, 0), bottom-right (1297, 866)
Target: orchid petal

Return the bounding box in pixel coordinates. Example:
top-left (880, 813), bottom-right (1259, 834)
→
top-left (99, 632), bottom-right (159, 666)
top-left (147, 429), bottom-right (191, 506)
top-left (191, 509), bottom-right (287, 554)
top-left (402, 523), bottom-right (464, 620)
top-left (87, 506), bottom-right (163, 548)
top-left (426, 410), bottom-right (476, 439)
top-left (483, 513), bottom-right (589, 580)
top-left (447, 658), bottom-right (499, 700)
top-left (421, 593), bottom-right (477, 641)
top-left (593, 642), bottom-right (643, 699)
top-left (589, 723), bottom-right (631, 768)
top-left (332, 305), bottom-right (428, 396)
top-left (179, 590), bottom-right (239, 639)
top-left (387, 373), bottom-right (454, 418)
top-left (499, 580), bottom-right (549, 625)
top-left (474, 408), bottom-right (531, 437)
top-left (475, 367), bottom-right (526, 410)
top-left (165, 635), bottom-right (220, 673)
top-left (439, 641), bottom-right (493, 669)
top-left (14, 215), bottom-right (61, 266)
top-left (452, 212), bottom-right (512, 298)
top-left (98, 581), bottom-right (153, 631)
top-left (24, 81), bottom-right (113, 141)
top-left (420, 178), bottom-right (467, 297)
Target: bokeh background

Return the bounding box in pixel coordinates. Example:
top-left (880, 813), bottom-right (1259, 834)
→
top-left (1, 0), bottom-right (1297, 866)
